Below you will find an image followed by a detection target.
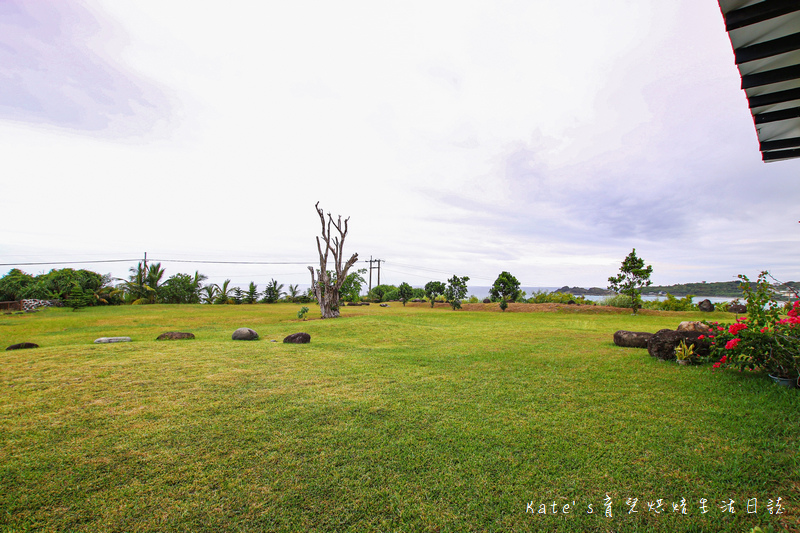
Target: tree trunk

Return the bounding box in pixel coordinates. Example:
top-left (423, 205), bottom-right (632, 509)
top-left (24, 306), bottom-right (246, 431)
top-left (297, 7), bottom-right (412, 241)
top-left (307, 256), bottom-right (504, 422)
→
top-left (308, 202), bottom-right (358, 319)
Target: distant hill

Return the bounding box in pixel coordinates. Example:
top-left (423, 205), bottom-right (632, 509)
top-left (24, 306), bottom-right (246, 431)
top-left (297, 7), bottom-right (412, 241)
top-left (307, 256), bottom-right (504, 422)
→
top-left (645, 281), bottom-right (800, 299)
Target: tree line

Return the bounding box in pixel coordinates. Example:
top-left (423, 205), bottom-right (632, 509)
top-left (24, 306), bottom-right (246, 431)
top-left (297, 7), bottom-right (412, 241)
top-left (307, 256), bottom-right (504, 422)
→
top-left (0, 264), bottom-right (318, 308)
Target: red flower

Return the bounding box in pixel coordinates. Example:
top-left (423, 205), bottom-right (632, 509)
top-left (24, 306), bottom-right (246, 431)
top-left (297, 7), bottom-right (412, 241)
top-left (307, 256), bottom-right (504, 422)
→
top-left (725, 338), bottom-right (741, 350)
top-left (698, 335), bottom-right (705, 339)
top-left (721, 355), bottom-right (728, 363)
top-left (729, 323), bottom-right (748, 335)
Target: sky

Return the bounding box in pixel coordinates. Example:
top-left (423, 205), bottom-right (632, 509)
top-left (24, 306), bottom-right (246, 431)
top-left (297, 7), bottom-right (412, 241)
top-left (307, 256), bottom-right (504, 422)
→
top-left (2, 0), bottom-right (799, 292)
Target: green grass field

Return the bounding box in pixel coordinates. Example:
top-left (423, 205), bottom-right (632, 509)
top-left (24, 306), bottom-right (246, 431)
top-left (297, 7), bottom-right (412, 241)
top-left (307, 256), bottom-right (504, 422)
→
top-left (1, 303), bottom-right (798, 532)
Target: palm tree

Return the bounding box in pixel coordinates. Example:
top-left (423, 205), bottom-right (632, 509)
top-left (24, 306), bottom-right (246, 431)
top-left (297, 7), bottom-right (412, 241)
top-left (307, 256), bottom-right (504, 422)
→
top-left (287, 284), bottom-right (300, 303)
top-left (201, 284), bottom-right (218, 304)
top-left (214, 279), bottom-right (234, 304)
top-left (146, 262), bottom-right (166, 303)
top-left (190, 271), bottom-right (208, 304)
top-left (122, 262), bottom-right (156, 304)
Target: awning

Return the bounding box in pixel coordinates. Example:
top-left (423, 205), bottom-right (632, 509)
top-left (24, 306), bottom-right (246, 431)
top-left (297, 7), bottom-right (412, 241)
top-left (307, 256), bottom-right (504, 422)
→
top-left (718, 0), bottom-right (800, 162)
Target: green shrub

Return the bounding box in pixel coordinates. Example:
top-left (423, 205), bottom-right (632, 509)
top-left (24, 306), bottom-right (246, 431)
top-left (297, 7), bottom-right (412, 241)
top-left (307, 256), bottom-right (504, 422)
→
top-left (643, 293), bottom-right (696, 311)
top-left (527, 291), bottom-right (593, 305)
top-left (600, 294), bottom-right (634, 308)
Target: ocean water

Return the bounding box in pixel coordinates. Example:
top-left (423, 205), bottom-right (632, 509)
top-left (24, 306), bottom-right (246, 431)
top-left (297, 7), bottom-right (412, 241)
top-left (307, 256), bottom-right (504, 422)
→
top-left (463, 286), bottom-right (737, 304)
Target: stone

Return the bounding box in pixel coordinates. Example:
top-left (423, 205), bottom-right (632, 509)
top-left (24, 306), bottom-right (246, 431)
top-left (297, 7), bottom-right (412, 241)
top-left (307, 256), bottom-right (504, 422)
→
top-left (676, 321), bottom-right (711, 333)
top-left (380, 303), bottom-right (389, 307)
top-left (613, 331), bottom-right (653, 349)
top-left (232, 328), bottom-right (259, 341)
top-left (156, 332), bottom-right (195, 341)
top-left (646, 329), bottom-right (710, 361)
top-left (698, 299), bottom-right (715, 312)
top-left (283, 332), bottom-right (311, 344)
top-left (20, 299), bottom-right (60, 311)
top-left (6, 342), bottom-right (39, 350)
top-left (94, 337), bottom-right (132, 344)
top-left (483, 298), bottom-right (492, 304)
top-left (728, 303), bottom-right (747, 314)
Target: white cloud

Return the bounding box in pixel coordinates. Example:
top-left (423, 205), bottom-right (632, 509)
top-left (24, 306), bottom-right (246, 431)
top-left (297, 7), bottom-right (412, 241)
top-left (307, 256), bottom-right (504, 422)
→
top-left (2, 0), bottom-right (799, 291)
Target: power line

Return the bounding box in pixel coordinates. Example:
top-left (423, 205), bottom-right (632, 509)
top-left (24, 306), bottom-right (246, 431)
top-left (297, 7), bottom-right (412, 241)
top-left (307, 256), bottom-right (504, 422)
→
top-left (0, 259), bottom-right (139, 266)
top-left (0, 258), bottom-right (327, 267)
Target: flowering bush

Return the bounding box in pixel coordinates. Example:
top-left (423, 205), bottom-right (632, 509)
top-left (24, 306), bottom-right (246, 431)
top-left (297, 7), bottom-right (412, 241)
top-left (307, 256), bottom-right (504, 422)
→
top-left (707, 272), bottom-right (800, 380)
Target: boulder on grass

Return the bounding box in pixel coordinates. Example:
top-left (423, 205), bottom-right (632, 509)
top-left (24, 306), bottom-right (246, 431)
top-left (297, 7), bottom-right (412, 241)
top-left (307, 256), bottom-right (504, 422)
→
top-left (647, 329), bottom-right (711, 360)
top-left (728, 303), bottom-right (747, 314)
top-left (613, 331), bottom-right (653, 349)
top-left (232, 328), bottom-right (259, 341)
top-left (380, 303), bottom-right (389, 307)
top-left (283, 332), bottom-right (311, 344)
top-left (94, 337), bottom-right (132, 344)
top-left (676, 321), bottom-right (711, 333)
top-left (157, 332), bottom-right (195, 341)
top-left (6, 342), bottom-right (39, 350)
top-left (698, 299), bottom-right (715, 312)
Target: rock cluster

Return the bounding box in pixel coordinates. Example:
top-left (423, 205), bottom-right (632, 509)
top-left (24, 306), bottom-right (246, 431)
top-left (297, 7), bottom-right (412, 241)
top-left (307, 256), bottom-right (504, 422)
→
top-left (647, 329), bottom-right (711, 360)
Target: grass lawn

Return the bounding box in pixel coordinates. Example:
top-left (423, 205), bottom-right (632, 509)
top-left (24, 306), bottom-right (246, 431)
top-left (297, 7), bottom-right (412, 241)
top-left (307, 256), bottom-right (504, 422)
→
top-left (1, 303), bottom-right (798, 532)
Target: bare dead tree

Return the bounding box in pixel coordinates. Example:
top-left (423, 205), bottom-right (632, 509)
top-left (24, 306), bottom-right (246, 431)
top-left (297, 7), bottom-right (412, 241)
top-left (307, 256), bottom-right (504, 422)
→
top-left (308, 202), bottom-right (359, 318)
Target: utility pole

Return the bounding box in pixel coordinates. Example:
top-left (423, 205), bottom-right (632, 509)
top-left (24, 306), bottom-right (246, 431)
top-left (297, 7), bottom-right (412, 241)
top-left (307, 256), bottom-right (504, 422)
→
top-left (367, 256), bottom-right (384, 293)
top-left (143, 252), bottom-right (147, 273)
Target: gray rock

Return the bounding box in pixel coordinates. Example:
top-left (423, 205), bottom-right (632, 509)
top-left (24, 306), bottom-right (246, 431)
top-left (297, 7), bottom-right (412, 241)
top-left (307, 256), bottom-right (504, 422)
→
top-left (283, 332), bottom-right (311, 344)
top-left (6, 342), bottom-right (39, 350)
top-left (380, 303), bottom-right (389, 307)
top-left (94, 337), bottom-right (132, 344)
top-left (232, 328), bottom-right (259, 341)
top-left (698, 299), bottom-right (715, 312)
top-left (157, 332), bottom-right (195, 341)
top-left (613, 331), bottom-right (653, 349)
top-left (483, 298), bottom-right (491, 304)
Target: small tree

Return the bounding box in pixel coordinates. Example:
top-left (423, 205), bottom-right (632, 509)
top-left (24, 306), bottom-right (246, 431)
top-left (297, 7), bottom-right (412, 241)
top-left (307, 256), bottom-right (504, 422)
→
top-left (424, 281), bottom-right (446, 308)
top-left (201, 284), bottom-right (218, 304)
top-left (286, 284), bottom-right (300, 303)
top-left (214, 279), bottom-right (234, 304)
top-left (444, 275), bottom-right (470, 310)
top-left (244, 282), bottom-right (260, 304)
top-left (607, 248), bottom-right (653, 315)
top-left (490, 271), bottom-right (521, 312)
top-left (66, 283), bottom-right (92, 311)
top-left (262, 279), bottom-right (285, 303)
top-left (397, 282), bottom-right (413, 306)
top-left (308, 202), bottom-right (359, 319)
top-left (368, 284), bottom-right (395, 303)
top-left (232, 287), bottom-right (244, 305)
top-left (340, 269), bottom-right (367, 302)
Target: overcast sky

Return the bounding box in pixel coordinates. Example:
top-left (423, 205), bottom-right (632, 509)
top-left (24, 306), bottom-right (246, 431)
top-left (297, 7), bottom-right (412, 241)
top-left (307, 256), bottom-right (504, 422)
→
top-left (2, 0), bottom-right (799, 292)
